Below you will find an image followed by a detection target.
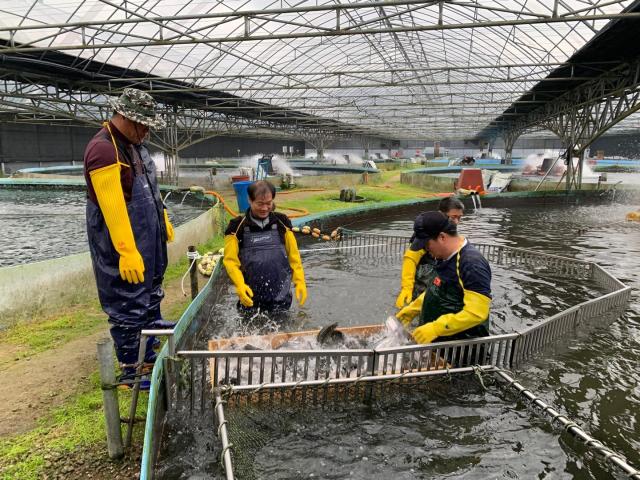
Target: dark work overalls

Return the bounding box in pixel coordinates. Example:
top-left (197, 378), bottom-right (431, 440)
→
top-left (238, 222), bottom-right (292, 315)
top-left (413, 253), bottom-right (438, 300)
top-left (86, 133), bottom-right (168, 372)
top-left (419, 249), bottom-right (490, 366)
top-left (136, 145), bottom-right (169, 326)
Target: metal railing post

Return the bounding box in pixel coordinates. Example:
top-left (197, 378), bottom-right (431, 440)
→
top-left (141, 329), bottom-right (176, 410)
top-left (364, 352), bottom-right (376, 403)
top-left (125, 333), bottom-right (150, 448)
top-left (188, 245), bottom-right (199, 299)
top-left (97, 338), bottom-right (124, 459)
top-left (214, 391), bottom-right (235, 480)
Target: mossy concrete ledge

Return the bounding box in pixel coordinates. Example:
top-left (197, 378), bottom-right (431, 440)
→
top-left (0, 205), bottom-right (225, 322)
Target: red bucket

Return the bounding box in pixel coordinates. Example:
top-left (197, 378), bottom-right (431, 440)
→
top-left (454, 168), bottom-right (485, 193)
top-left (231, 175), bottom-right (250, 183)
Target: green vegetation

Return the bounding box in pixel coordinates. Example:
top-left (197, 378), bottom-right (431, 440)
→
top-left (279, 175), bottom-right (437, 214)
top-left (164, 235), bottom-right (225, 282)
top-left (592, 164), bottom-right (640, 173)
top-left (1, 234), bottom-right (225, 364)
top-left (1, 308), bottom-right (103, 359)
top-left (0, 372), bottom-right (147, 480)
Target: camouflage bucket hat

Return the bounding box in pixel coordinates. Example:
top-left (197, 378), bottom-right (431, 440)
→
top-left (109, 88), bottom-right (166, 129)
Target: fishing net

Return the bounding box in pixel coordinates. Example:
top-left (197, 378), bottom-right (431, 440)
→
top-left (221, 374), bottom-right (484, 480)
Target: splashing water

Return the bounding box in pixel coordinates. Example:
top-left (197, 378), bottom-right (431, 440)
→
top-left (522, 150), bottom-right (561, 171)
top-left (211, 315), bottom-right (416, 386)
top-left (270, 154), bottom-right (294, 175)
top-left (372, 316), bottom-right (413, 349)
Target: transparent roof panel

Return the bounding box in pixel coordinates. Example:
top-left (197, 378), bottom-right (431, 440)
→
top-left (0, 0), bottom-right (637, 139)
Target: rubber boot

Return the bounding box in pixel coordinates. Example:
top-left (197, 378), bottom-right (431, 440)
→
top-left (118, 367), bottom-right (151, 391)
top-left (149, 318), bottom-right (176, 329)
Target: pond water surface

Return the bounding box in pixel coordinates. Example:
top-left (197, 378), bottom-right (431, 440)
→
top-left (0, 189), bottom-right (207, 267)
top-left (156, 200), bottom-right (640, 480)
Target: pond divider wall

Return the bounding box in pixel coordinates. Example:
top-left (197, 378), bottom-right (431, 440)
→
top-left (400, 167), bottom-right (640, 198)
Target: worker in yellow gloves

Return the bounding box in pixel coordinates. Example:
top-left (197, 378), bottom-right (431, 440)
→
top-left (223, 180), bottom-right (307, 316)
top-left (396, 211), bottom-right (492, 348)
top-left (83, 88), bottom-right (174, 387)
top-left (396, 196), bottom-right (465, 308)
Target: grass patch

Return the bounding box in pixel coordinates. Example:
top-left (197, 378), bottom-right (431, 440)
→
top-left (163, 296), bottom-right (192, 321)
top-left (1, 234), bottom-right (225, 362)
top-left (0, 304), bottom-right (104, 359)
top-left (164, 234), bottom-right (225, 282)
top-left (1, 286), bottom-right (101, 331)
top-left (278, 179), bottom-right (436, 215)
top-left (0, 371), bottom-right (148, 480)
top-left (592, 164), bottom-right (640, 173)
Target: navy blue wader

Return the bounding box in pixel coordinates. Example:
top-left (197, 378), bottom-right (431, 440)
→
top-left (419, 252), bottom-right (490, 367)
top-left (86, 142), bottom-right (168, 376)
top-left (238, 224), bottom-right (292, 315)
top-left (136, 146), bottom-right (169, 326)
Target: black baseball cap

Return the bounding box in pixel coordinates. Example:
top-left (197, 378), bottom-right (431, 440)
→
top-left (410, 211), bottom-right (457, 250)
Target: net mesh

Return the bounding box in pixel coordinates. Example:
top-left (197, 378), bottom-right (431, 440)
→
top-left (221, 374), bottom-right (484, 480)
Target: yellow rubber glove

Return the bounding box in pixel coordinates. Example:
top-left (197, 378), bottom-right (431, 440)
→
top-left (90, 163), bottom-right (145, 284)
top-left (163, 209), bottom-right (175, 243)
top-left (236, 284), bottom-right (254, 307)
top-left (295, 283), bottom-right (307, 306)
top-left (395, 248), bottom-right (425, 308)
top-left (396, 291), bottom-right (424, 327)
top-left (412, 289), bottom-right (491, 344)
top-left (412, 322), bottom-right (439, 344)
top-left (284, 230), bottom-right (307, 305)
top-left (223, 234), bottom-right (254, 307)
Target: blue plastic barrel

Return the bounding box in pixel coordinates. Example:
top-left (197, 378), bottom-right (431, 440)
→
top-left (232, 180), bottom-right (253, 213)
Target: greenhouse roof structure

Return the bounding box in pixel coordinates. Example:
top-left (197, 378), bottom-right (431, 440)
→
top-left (1, 0), bottom-right (640, 143)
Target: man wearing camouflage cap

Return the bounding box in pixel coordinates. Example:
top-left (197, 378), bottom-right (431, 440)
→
top-left (83, 88), bottom-right (174, 388)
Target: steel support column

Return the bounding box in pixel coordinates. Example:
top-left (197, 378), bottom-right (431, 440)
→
top-left (566, 145), bottom-right (574, 192)
top-left (161, 109), bottom-right (179, 185)
top-left (501, 130), bottom-right (521, 165)
top-left (492, 60), bottom-right (640, 190)
top-left (301, 132), bottom-right (342, 162)
top-left (361, 136), bottom-right (372, 160)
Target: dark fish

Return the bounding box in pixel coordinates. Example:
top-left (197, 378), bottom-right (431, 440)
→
top-left (316, 323), bottom-right (345, 347)
top-left (242, 343), bottom-right (262, 351)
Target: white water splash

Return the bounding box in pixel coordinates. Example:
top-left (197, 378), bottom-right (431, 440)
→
top-left (271, 154), bottom-right (294, 175)
top-left (210, 315), bottom-right (417, 385)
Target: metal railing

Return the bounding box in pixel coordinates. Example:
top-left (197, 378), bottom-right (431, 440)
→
top-left (338, 228), bottom-right (411, 258)
top-left (493, 369), bottom-right (640, 480)
top-left (148, 233), bottom-right (633, 479)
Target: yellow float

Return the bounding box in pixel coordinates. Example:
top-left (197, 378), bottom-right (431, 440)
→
top-left (626, 211), bottom-right (640, 222)
top-left (198, 253), bottom-right (222, 276)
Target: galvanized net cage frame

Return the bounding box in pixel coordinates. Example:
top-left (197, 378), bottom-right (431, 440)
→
top-left (159, 232), bottom-right (631, 480)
